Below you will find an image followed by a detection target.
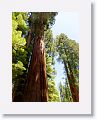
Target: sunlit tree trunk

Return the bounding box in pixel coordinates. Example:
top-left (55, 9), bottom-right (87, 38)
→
top-left (23, 14), bottom-right (48, 102)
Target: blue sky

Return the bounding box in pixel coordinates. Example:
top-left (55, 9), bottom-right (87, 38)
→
top-left (51, 12), bottom-right (79, 89)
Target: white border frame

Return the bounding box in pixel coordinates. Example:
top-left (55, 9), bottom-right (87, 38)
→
top-left (0, 0), bottom-right (91, 114)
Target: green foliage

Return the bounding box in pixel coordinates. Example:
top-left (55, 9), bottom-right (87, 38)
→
top-left (46, 54), bottom-right (60, 101)
top-left (48, 80), bottom-right (60, 102)
top-left (29, 12), bottom-right (58, 29)
top-left (64, 79), bottom-right (73, 102)
top-left (44, 29), bottom-right (56, 58)
top-left (12, 12), bottom-right (28, 55)
top-left (59, 80), bottom-right (73, 102)
top-left (59, 82), bottom-right (65, 102)
top-left (44, 29), bottom-right (60, 101)
top-left (12, 61), bottom-right (26, 77)
top-left (12, 12), bottom-right (28, 96)
top-left (12, 12), bottom-right (29, 34)
top-left (45, 29), bottom-right (56, 80)
top-left (56, 33), bottom-right (79, 82)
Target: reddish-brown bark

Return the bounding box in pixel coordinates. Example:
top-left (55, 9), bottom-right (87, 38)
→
top-left (23, 37), bottom-right (48, 102)
top-left (68, 61), bottom-right (79, 102)
top-left (64, 60), bottom-right (79, 102)
top-left (23, 15), bottom-right (48, 101)
top-left (63, 48), bottom-right (79, 102)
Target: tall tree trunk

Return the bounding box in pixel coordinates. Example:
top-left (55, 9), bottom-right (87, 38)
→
top-left (23, 15), bottom-right (48, 102)
top-left (63, 60), bottom-right (79, 102)
top-left (67, 61), bottom-right (79, 102)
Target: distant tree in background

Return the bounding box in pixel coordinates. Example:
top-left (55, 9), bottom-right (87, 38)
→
top-left (59, 80), bottom-right (73, 102)
top-left (56, 33), bottom-right (79, 102)
top-left (59, 82), bottom-right (65, 102)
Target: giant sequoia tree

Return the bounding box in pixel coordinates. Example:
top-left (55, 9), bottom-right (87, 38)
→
top-left (23, 12), bottom-right (58, 102)
top-left (56, 33), bottom-right (79, 102)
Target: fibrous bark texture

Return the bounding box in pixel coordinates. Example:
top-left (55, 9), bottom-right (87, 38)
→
top-left (23, 36), bottom-right (48, 102)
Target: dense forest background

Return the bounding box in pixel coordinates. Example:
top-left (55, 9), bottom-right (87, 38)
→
top-left (12, 12), bottom-right (79, 102)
